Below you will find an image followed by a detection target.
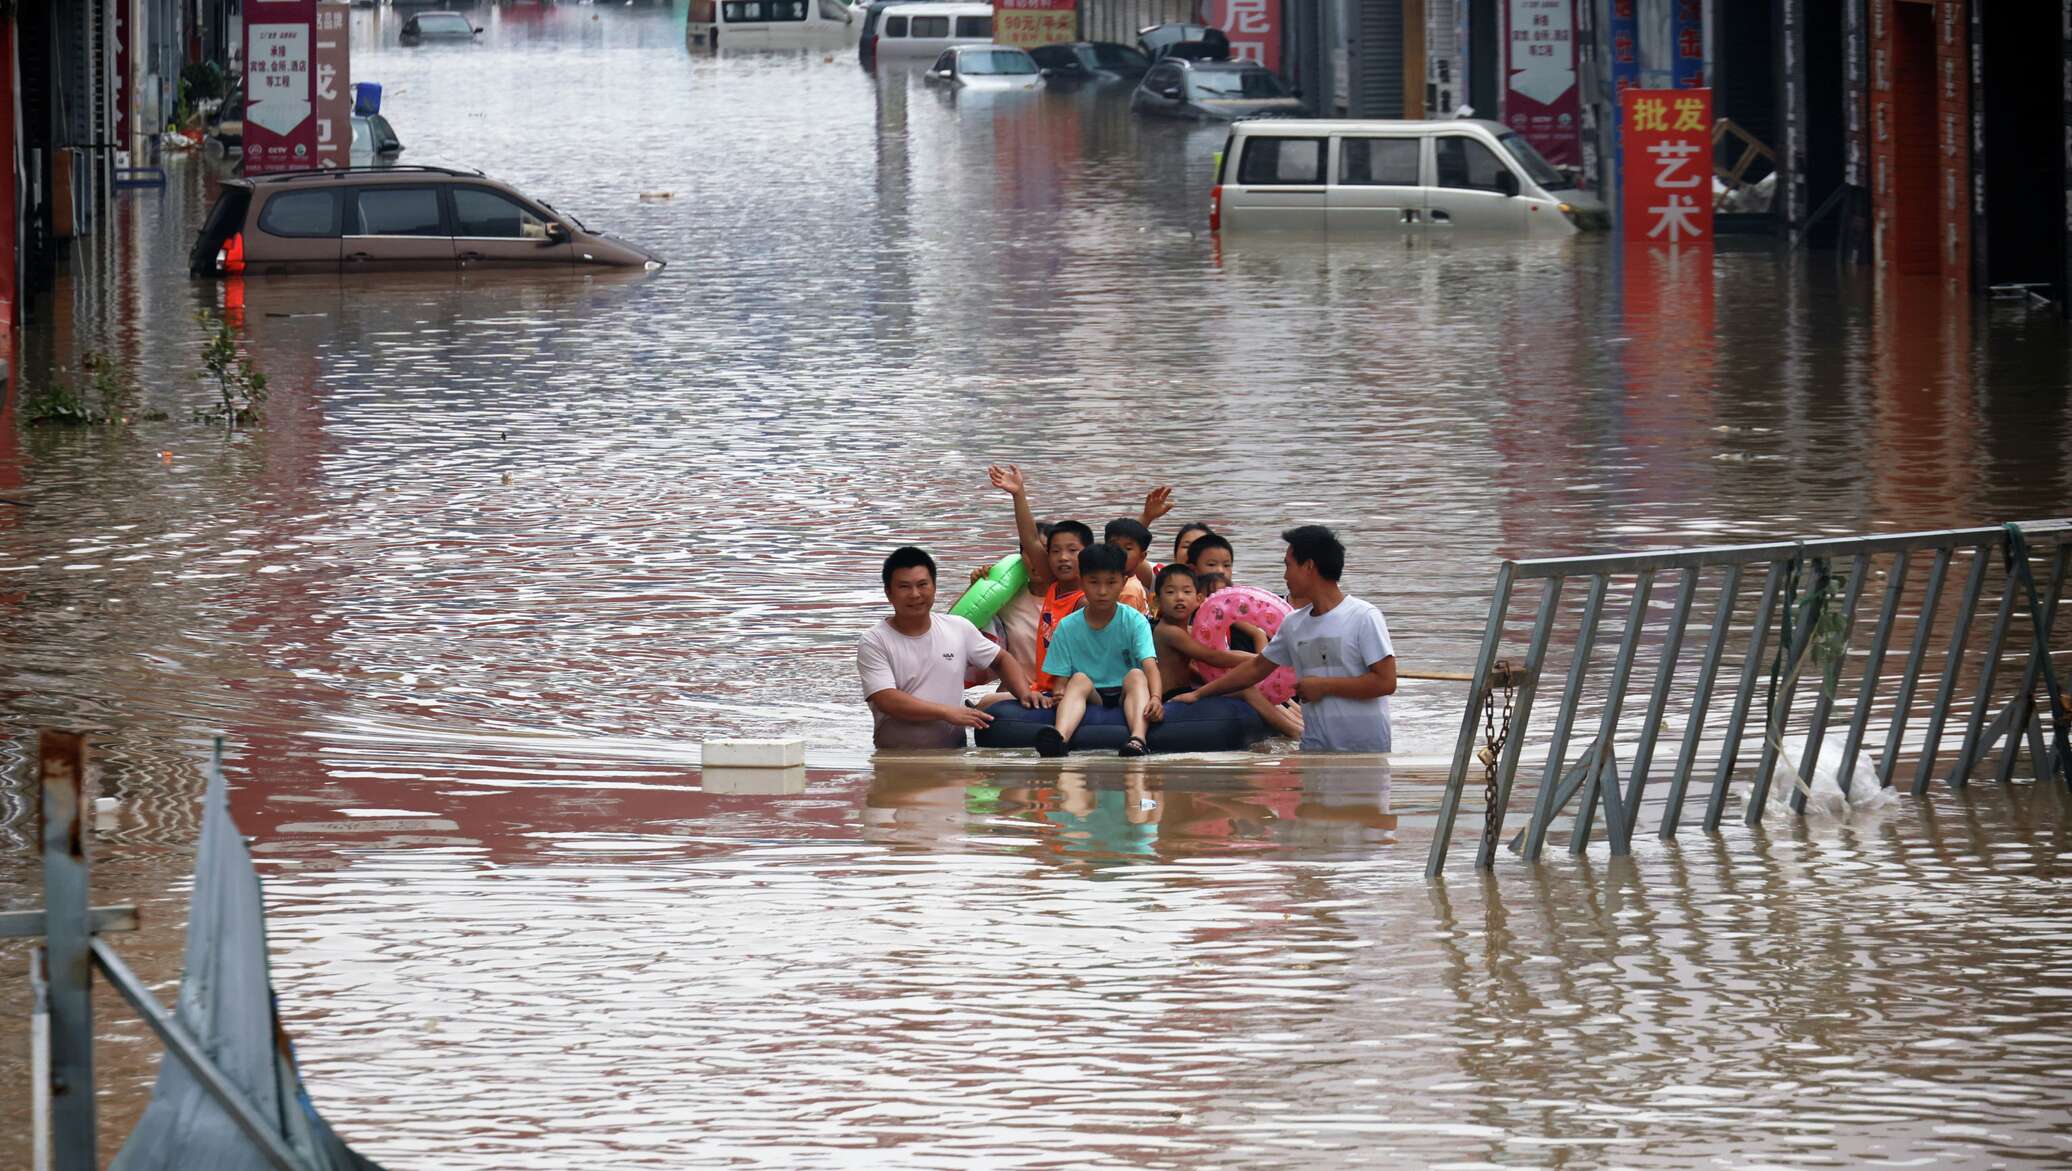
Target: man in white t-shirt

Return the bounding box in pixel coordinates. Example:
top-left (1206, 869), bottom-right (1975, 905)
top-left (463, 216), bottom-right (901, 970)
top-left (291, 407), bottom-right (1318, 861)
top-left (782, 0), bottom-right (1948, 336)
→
top-left (859, 546), bottom-right (1037, 750)
top-left (1173, 525), bottom-right (1396, 752)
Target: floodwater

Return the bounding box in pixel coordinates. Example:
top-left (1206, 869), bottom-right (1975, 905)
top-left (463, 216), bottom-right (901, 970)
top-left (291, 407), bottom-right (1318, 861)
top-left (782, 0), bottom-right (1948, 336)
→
top-left (2, 6), bottom-right (2070, 1167)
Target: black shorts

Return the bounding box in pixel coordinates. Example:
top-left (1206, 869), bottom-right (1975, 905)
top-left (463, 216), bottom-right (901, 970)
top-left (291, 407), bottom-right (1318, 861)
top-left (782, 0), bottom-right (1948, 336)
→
top-left (1096, 686), bottom-right (1124, 709)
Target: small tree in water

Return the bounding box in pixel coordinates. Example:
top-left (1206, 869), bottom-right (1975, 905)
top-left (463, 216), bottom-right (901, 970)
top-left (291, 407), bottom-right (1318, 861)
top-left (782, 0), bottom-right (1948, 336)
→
top-left (197, 314), bottom-right (268, 429)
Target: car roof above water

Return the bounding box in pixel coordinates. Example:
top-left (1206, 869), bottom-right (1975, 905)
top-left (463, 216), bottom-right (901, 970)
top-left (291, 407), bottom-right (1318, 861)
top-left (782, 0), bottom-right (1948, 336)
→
top-left (1231, 117), bottom-right (1514, 136)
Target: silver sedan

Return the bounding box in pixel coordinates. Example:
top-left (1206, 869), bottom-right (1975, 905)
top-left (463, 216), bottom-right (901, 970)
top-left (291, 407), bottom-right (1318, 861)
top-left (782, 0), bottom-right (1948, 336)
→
top-left (922, 45), bottom-right (1045, 91)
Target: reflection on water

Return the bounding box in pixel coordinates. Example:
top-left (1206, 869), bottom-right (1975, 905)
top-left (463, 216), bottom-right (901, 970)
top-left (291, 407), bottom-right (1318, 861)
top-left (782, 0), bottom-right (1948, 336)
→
top-left (2, 6), bottom-right (2070, 1167)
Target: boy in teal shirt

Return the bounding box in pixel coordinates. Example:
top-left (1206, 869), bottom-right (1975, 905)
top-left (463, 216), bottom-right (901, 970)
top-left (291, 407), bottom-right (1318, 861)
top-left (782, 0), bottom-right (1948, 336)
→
top-left (1038, 542), bottom-right (1164, 757)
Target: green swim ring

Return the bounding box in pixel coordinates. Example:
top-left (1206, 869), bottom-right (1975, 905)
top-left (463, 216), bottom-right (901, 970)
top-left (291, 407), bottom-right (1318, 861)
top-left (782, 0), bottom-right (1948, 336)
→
top-left (949, 554), bottom-right (1029, 629)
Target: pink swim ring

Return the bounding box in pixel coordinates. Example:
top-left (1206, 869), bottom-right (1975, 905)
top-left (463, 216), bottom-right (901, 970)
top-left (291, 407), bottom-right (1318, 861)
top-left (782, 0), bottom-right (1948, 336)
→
top-left (1190, 585), bottom-right (1297, 705)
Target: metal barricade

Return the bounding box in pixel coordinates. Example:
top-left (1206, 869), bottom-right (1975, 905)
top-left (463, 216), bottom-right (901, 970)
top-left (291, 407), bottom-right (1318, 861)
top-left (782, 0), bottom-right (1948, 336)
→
top-left (1426, 520), bottom-right (2072, 877)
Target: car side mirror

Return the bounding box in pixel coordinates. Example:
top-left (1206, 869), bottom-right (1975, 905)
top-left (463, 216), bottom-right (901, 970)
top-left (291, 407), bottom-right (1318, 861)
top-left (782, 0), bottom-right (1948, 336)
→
top-left (1496, 170), bottom-right (1519, 198)
top-left (474, 27), bottom-right (484, 34)
top-left (1161, 86), bottom-right (1182, 99)
top-left (546, 222), bottom-right (570, 243)
top-left (1039, 67), bottom-right (1052, 78)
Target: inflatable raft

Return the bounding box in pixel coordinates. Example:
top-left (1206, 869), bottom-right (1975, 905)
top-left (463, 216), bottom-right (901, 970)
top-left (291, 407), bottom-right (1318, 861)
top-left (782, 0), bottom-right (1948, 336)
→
top-left (974, 696), bottom-right (1268, 753)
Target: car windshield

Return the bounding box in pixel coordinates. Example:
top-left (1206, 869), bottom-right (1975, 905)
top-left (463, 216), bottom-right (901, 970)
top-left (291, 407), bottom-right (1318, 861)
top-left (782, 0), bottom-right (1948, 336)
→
top-left (961, 49), bottom-right (1037, 75)
top-left (1499, 131), bottom-right (1570, 189)
top-left (1094, 43), bottom-right (1148, 69)
top-left (420, 13), bottom-right (471, 32)
top-left (1188, 69), bottom-right (1286, 99)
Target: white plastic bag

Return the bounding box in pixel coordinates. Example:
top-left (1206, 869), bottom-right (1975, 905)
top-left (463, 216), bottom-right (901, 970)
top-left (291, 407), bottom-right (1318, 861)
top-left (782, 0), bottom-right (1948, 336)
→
top-left (1760, 733), bottom-right (1901, 818)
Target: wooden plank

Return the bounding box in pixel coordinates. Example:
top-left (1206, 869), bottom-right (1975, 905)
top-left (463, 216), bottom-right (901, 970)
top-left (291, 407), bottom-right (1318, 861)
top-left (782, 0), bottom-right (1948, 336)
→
top-left (0, 906), bottom-right (141, 939)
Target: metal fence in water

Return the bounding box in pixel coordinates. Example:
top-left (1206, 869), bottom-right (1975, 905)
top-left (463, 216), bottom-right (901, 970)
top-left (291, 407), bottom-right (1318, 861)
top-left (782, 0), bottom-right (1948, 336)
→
top-left (1425, 520), bottom-right (2072, 877)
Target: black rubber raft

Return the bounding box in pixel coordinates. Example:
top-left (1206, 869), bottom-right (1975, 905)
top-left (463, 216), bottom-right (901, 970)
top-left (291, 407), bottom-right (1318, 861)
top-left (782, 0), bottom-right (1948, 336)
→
top-left (974, 696), bottom-right (1267, 754)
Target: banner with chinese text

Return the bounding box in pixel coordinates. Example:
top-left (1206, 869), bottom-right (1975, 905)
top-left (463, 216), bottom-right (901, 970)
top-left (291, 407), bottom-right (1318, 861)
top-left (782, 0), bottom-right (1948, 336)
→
top-left (994, 0), bottom-right (1075, 49)
top-left (1671, 0), bottom-right (1705, 88)
top-left (1201, 0), bottom-right (1280, 72)
top-left (314, 1), bottom-right (350, 169)
top-left (244, 0), bottom-right (318, 174)
top-left (1505, 0), bottom-right (1580, 168)
top-left (1620, 87), bottom-right (1712, 243)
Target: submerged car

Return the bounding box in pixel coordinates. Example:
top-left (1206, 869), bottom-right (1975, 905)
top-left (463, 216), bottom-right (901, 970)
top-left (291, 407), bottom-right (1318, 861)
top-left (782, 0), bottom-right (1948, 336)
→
top-left (1028, 41), bottom-right (1150, 84)
top-left (1211, 118), bottom-right (1610, 235)
top-left (189, 164), bottom-right (664, 276)
top-left (349, 113), bottom-right (404, 163)
top-left (922, 44), bottom-right (1043, 91)
top-left (1132, 58), bottom-right (1305, 121)
top-left (399, 11), bottom-right (481, 41)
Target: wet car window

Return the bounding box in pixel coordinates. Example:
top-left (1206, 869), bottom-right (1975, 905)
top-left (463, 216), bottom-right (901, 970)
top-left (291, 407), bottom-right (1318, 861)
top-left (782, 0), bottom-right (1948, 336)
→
top-left (953, 15), bottom-right (990, 36)
top-left (1340, 138), bottom-right (1421, 187)
top-left (418, 13), bottom-right (471, 34)
top-left (1094, 44), bottom-right (1147, 69)
top-left (960, 50), bottom-right (1036, 75)
top-left (883, 14), bottom-right (907, 34)
top-left (453, 188), bottom-right (547, 238)
top-left (723, 1), bottom-right (806, 20)
top-left (1237, 137), bottom-right (1324, 185)
top-left (1189, 69), bottom-right (1286, 99)
top-left (1499, 131), bottom-right (1569, 189)
top-left (351, 187), bottom-right (446, 236)
top-left (258, 190), bottom-right (340, 238)
top-left (1435, 136), bottom-right (1510, 192)
top-left (910, 16), bottom-right (948, 36)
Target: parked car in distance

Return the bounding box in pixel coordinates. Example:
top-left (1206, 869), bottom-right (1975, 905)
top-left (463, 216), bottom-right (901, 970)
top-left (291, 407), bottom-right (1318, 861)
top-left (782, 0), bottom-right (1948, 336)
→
top-left (862, 1), bottom-right (992, 58)
top-left (687, 0), bottom-right (862, 50)
top-left (1029, 41), bottom-right (1150, 84)
top-left (350, 113), bottom-right (404, 163)
top-left (207, 86), bottom-right (245, 151)
top-left (1132, 58), bottom-right (1305, 121)
top-left (1211, 118), bottom-right (1610, 235)
top-left (923, 44), bottom-right (1043, 90)
top-left (188, 164), bottom-right (665, 276)
top-left (400, 11), bottom-right (481, 41)
top-left (1137, 22), bottom-right (1222, 61)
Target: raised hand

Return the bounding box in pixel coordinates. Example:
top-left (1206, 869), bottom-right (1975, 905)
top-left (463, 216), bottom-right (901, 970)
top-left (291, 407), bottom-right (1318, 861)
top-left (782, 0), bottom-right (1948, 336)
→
top-left (987, 464), bottom-right (1027, 497)
top-left (1141, 485), bottom-right (1175, 523)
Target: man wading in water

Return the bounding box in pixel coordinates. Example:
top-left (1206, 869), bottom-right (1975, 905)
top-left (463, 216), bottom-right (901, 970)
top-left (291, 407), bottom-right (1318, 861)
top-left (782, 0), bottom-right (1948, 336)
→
top-left (859, 546), bottom-right (1036, 750)
top-left (1173, 525), bottom-right (1397, 752)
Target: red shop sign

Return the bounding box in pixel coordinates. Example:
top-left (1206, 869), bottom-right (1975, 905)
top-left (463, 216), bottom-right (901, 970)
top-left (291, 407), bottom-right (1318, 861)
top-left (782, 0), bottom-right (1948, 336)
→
top-left (1620, 87), bottom-right (1713, 243)
top-left (244, 0), bottom-right (318, 175)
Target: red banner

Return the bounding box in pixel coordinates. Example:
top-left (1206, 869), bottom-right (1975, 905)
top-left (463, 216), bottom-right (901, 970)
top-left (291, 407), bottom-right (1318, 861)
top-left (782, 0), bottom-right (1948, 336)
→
top-left (1504, 0), bottom-right (1580, 167)
top-left (244, 0), bottom-right (318, 174)
top-left (1201, 0), bottom-right (1279, 73)
top-left (1620, 87), bottom-right (1712, 243)
top-left (314, 1), bottom-right (351, 169)
top-left (993, 0), bottom-right (1075, 48)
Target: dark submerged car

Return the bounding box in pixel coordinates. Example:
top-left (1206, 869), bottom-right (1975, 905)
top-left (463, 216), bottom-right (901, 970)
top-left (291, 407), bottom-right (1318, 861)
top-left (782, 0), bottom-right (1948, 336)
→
top-left (1029, 41), bottom-right (1151, 84)
top-left (400, 11), bottom-right (481, 41)
top-left (1132, 58), bottom-right (1306, 121)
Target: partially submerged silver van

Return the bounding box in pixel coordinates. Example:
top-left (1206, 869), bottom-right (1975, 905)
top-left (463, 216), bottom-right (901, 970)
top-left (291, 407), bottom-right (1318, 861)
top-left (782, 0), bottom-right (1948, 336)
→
top-left (1211, 118), bottom-right (1609, 235)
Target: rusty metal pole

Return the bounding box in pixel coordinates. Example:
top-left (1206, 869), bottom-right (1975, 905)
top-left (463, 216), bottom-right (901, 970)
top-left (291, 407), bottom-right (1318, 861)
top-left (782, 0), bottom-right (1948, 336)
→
top-left (38, 731), bottom-right (95, 1171)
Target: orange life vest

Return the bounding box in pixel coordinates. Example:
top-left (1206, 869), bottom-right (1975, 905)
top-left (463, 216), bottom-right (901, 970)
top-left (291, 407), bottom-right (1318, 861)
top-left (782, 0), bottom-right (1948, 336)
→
top-left (1031, 581), bottom-right (1085, 692)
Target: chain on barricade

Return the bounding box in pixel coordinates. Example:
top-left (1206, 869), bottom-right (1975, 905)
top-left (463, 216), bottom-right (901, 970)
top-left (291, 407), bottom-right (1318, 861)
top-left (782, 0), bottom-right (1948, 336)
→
top-left (1479, 659), bottom-right (1518, 848)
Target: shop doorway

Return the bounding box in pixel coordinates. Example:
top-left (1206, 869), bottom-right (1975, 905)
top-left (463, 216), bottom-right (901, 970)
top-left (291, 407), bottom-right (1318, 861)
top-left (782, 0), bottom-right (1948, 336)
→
top-left (1979, 1), bottom-right (2067, 300)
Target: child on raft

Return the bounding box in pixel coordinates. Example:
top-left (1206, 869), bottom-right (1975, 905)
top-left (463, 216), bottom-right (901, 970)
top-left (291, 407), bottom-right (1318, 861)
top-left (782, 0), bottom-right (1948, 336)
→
top-left (1186, 532), bottom-right (1236, 581)
top-left (1103, 517), bottom-right (1157, 617)
top-left (1038, 542), bottom-right (1164, 757)
top-left (1154, 565), bottom-right (1304, 740)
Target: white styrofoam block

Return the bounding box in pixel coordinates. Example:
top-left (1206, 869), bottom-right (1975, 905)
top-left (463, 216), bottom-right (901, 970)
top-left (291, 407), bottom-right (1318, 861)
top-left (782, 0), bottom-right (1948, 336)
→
top-left (703, 765), bottom-right (807, 796)
top-left (702, 739), bottom-right (805, 768)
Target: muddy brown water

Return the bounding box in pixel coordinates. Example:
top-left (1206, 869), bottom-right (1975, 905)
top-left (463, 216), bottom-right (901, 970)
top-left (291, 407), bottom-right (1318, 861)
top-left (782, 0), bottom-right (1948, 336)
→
top-left (2, 7), bottom-right (2070, 1167)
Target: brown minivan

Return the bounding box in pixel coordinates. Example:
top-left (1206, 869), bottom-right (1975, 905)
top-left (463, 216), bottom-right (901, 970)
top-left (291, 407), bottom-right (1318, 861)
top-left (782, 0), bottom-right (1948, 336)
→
top-left (189, 164), bottom-right (663, 276)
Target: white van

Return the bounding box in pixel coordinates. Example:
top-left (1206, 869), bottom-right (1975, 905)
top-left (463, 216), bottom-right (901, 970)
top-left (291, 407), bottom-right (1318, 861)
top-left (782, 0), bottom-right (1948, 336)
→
top-left (864, 2), bottom-right (995, 58)
top-left (687, 0), bottom-right (863, 49)
top-left (1212, 119), bottom-right (1610, 235)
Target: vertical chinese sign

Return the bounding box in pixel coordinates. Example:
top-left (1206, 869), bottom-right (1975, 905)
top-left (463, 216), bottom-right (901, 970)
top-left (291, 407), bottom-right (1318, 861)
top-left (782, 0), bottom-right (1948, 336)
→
top-left (314, 1), bottom-right (351, 169)
top-left (1620, 88), bottom-right (1712, 243)
top-left (1505, 0), bottom-right (1580, 167)
top-left (1671, 0), bottom-right (1705, 88)
top-left (244, 0), bottom-right (318, 174)
top-left (992, 0), bottom-right (1075, 49)
top-left (1200, 0), bottom-right (1280, 72)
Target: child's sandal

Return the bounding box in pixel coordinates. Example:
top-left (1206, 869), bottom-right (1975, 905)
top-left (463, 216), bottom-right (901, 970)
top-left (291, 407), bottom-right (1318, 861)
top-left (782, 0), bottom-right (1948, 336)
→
top-left (1119, 736), bottom-right (1148, 758)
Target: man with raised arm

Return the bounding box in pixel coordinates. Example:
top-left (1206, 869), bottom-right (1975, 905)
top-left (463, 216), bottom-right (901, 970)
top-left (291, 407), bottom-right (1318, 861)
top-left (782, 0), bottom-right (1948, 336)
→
top-left (1172, 525), bottom-right (1397, 752)
top-left (860, 546), bottom-right (1036, 750)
